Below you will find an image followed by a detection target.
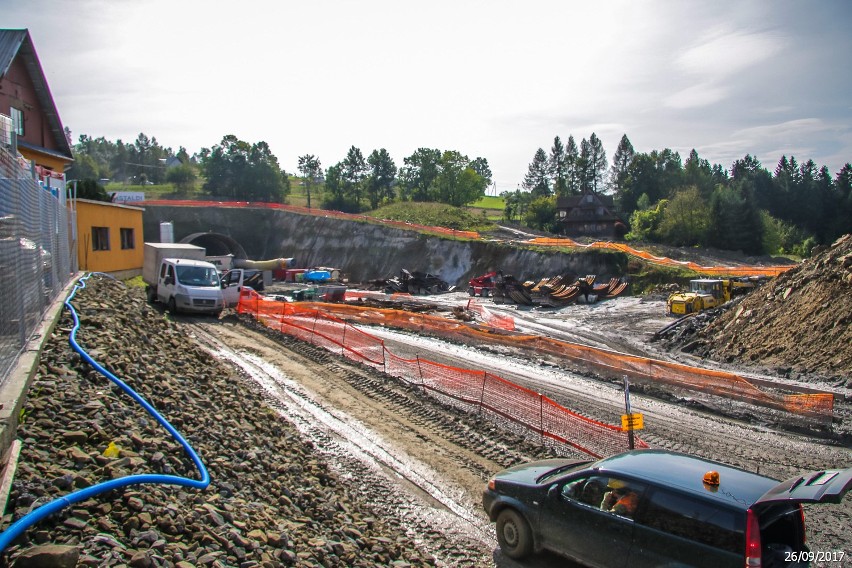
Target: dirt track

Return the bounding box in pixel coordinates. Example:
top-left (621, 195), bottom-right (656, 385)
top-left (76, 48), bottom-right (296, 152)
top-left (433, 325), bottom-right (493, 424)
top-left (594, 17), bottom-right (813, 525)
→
top-left (187, 293), bottom-right (852, 565)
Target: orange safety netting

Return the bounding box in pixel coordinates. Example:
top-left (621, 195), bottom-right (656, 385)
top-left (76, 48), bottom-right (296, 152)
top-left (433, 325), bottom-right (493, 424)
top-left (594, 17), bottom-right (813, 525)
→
top-left (466, 299), bottom-right (515, 331)
top-left (274, 299), bottom-right (834, 422)
top-left (139, 200), bottom-right (480, 240)
top-left (526, 238), bottom-right (794, 278)
top-left (237, 289), bottom-right (643, 458)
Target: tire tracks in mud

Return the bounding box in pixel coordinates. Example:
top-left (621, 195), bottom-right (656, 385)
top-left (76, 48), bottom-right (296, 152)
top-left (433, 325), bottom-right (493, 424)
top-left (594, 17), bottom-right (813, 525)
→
top-left (183, 317), bottom-right (558, 567)
top-left (183, 315), bottom-right (851, 561)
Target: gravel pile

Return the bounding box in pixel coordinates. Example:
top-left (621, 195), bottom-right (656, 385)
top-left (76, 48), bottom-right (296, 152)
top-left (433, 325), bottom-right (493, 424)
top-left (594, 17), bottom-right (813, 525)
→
top-left (2, 276), bottom-right (439, 567)
top-left (661, 233), bottom-right (852, 387)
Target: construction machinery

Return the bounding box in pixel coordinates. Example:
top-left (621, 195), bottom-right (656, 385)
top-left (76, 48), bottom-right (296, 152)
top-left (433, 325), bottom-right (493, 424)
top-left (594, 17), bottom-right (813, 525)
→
top-left (468, 271), bottom-right (499, 297)
top-left (667, 277), bottom-right (765, 316)
top-left (384, 269), bottom-right (452, 295)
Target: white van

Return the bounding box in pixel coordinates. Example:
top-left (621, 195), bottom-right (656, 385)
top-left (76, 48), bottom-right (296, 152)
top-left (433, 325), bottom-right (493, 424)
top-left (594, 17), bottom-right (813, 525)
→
top-left (155, 258), bottom-right (224, 315)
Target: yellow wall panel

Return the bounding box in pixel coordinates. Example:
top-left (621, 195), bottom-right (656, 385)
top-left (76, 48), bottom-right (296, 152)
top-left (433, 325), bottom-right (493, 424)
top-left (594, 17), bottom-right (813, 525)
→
top-left (74, 199), bottom-right (144, 274)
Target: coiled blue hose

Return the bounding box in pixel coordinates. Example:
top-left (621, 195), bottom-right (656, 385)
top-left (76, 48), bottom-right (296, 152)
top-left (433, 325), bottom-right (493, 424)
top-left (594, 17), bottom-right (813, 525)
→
top-left (0, 273), bottom-right (210, 552)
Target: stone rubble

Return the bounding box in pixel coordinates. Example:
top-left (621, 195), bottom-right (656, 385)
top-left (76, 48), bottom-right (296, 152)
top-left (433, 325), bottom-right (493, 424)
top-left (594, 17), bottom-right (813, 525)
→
top-left (2, 276), bottom-right (445, 567)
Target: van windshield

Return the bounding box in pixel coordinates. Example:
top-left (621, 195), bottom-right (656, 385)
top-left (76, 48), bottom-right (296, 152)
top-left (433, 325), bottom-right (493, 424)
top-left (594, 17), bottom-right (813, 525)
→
top-left (176, 266), bottom-right (220, 287)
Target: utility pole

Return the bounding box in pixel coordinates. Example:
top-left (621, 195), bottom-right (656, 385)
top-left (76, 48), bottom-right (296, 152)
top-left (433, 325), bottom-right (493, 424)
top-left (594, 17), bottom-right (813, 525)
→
top-left (623, 377), bottom-right (635, 450)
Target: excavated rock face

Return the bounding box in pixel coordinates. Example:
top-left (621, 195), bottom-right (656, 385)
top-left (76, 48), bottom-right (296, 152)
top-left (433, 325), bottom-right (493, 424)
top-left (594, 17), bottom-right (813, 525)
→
top-left (690, 234), bottom-right (852, 385)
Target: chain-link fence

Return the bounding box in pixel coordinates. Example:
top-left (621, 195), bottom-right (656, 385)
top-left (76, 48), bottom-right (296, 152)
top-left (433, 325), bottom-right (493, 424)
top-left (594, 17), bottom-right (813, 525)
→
top-left (0, 114), bottom-right (73, 383)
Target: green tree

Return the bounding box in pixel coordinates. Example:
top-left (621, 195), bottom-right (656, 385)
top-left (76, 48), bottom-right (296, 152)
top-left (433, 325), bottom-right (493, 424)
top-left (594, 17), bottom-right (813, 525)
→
top-left (297, 154), bottom-right (323, 209)
top-left (524, 196), bottom-right (557, 232)
top-left (683, 149), bottom-right (715, 198)
top-left (399, 148), bottom-right (441, 201)
top-left (608, 134), bottom-right (634, 195)
top-left (341, 146), bottom-right (367, 209)
top-left (165, 163), bottom-right (197, 194)
top-left (522, 148), bottom-right (551, 197)
top-left (565, 135), bottom-right (580, 195)
top-left (434, 151), bottom-right (487, 207)
top-left (469, 157), bottom-right (493, 187)
top-left (657, 186), bottom-right (710, 246)
top-left (67, 153), bottom-right (101, 182)
top-left (501, 189), bottom-right (528, 222)
top-left (625, 198), bottom-right (668, 242)
top-left (365, 148), bottom-right (397, 209)
top-left (708, 183), bottom-right (763, 254)
top-left (549, 136), bottom-right (568, 196)
top-left (200, 135), bottom-right (288, 202)
top-left (72, 179), bottom-right (111, 202)
top-left (323, 163), bottom-right (344, 205)
top-left (578, 138), bottom-right (593, 194)
top-left (588, 133), bottom-right (608, 194)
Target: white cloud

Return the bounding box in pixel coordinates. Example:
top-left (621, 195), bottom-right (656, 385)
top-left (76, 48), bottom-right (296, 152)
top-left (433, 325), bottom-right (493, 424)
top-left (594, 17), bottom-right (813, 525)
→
top-left (665, 83), bottom-right (729, 109)
top-left (676, 28), bottom-right (784, 79)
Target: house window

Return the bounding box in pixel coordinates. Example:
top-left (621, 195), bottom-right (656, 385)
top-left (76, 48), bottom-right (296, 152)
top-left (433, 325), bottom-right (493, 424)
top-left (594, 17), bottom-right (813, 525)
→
top-left (92, 227), bottom-right (110, 251)
top-left (559, 210), bottom-right (567, 218)
top-left (11, 108), bottom-right (24, 136)
top-left (120, 228), bottom-right (135, 250)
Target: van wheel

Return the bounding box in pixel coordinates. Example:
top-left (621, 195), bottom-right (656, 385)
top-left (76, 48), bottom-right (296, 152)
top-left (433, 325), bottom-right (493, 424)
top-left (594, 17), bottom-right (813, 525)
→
top-left (146, 286), bottom-right (156, 303)
top-left (167, 297), bottom-right (178, 315)
top-left (496, 508), bottom-right (533, 559)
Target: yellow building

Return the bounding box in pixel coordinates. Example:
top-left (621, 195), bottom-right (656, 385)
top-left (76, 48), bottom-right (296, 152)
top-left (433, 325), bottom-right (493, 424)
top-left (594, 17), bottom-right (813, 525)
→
top-left (74, 199), bottom-right (144, 278)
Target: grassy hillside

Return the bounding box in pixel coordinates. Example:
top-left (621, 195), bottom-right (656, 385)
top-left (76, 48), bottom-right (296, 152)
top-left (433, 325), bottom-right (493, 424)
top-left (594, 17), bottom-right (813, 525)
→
top-left (367, 202), bottom-right (496, 232)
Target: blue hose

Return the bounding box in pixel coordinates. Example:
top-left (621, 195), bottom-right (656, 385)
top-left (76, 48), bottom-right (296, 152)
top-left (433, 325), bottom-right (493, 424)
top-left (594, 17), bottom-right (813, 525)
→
top-left (0, 273), bottom-right (210, 552)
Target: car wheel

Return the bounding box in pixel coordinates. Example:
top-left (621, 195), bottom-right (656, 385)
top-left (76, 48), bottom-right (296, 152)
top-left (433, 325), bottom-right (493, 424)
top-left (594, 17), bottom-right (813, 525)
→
top-left (482, 288), bottom-right (490, 297)
top-left (468, 287), bottom-right (476, 296)
top-left (146, 286), bottom-right (157, 304)
top-left (496, 508), bottom-right (533, 559)
top-left (167, 297), bottom-right (178, 315)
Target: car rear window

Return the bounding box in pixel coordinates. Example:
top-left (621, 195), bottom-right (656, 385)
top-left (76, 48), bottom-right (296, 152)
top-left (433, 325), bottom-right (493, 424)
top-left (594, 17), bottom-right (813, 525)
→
top-left (640, 488), bottom-right (744, 553)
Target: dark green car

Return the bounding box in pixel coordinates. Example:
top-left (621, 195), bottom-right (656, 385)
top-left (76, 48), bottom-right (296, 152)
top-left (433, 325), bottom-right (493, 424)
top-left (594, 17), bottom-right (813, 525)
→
top-left (483, 450), bottom-right (851, 568)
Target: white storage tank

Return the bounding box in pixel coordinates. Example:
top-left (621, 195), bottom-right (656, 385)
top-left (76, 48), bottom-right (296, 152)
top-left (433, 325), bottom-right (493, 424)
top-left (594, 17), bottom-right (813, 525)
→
top-left (159, 222), bottom-right (174, 243)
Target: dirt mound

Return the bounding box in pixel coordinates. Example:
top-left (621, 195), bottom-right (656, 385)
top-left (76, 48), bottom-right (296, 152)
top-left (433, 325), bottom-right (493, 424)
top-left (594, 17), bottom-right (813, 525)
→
top-left (671, 234), bottom-right (852, 386)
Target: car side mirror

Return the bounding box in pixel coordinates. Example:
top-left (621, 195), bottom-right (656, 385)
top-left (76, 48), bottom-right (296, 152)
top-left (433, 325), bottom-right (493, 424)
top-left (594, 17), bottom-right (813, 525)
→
top-left (547, 484), bottom-right (558, 498)
top-left (164, 276), bottom-right (174, 286)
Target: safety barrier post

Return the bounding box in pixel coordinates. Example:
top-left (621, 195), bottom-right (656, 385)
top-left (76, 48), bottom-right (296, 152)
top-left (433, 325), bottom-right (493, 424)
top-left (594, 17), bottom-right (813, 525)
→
top-left (416, 355), bottom-right (425, 391)
top-left (479, 372), bottom-right (488, 415)
top-left (539, 393), bottom-right (544, 444)
top-left (311, 310), bottom-right (319, 345)
top-left (341, 322), bottom-right (347, 357)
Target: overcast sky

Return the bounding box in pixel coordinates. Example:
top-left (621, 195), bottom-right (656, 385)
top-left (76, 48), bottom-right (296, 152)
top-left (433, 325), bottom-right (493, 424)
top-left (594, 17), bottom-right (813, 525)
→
top-left (6, 0), bottom-right (852, 193)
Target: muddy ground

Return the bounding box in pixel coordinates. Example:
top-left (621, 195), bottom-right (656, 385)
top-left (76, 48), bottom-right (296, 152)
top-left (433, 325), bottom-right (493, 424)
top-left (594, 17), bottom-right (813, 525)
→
top-left (190, 279), bottom-right (851, 566)
top-left (4, 237), bottom-right (851, 566)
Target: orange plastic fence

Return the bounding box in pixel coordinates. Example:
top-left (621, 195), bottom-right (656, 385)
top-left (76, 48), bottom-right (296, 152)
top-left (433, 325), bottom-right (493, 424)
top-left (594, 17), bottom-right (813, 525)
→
top-left (466, 299), bottom-right (515, 331)
top-left (139, 200), bottom-right (480, 239)
top-left (237, 289), bottom-right (643, 458)
top-left (276, 299), bottom-right (834, 422)
top-left (526, 238), bottom-right (794, 278)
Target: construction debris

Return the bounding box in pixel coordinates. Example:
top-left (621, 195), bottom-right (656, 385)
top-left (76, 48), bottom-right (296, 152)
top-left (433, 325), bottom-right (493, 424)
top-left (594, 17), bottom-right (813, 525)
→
top-left (381, 269), bottom-right (454, 295)
top-left (491, 274), bottom-right (628, 307)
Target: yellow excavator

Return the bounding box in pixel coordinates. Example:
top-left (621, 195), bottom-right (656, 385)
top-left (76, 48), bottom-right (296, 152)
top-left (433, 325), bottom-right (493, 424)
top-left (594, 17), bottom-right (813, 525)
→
top-left (667, 276), bottom-right (765, 316)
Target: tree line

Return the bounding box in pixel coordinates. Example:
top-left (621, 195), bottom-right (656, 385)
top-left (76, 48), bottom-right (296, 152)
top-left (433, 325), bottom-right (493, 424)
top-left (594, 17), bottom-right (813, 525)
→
top-left (513, 133), bottom-right (852, 256)
top-left (67, 128), bottom-right (851, 256)
top-left (66, 131), bottom-right (492, 213)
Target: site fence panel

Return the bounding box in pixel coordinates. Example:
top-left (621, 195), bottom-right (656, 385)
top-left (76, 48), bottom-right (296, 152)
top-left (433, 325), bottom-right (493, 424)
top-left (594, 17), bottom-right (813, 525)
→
top-left (0, 125), bottom-right (72, 384)
top-left (238, 294), bottom-right (639, 457)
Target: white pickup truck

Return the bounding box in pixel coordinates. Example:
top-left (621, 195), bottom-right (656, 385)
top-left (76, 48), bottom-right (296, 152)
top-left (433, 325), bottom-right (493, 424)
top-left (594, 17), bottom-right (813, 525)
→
top-left (143, 243), bottom-right (224, 315)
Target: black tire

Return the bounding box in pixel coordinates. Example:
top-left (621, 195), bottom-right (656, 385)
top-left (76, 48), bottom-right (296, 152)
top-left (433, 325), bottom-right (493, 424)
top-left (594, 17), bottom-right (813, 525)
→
top-left (146, 286), bottom-right (156, 304)
top-left (167, 296), bottom-right (178, 315)
top-left (495, 508), bottom-right (533, 559)
top-left (482, 288), bottom-right (490, 297)
top-left (468, 286), bottom-right (476, 296)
